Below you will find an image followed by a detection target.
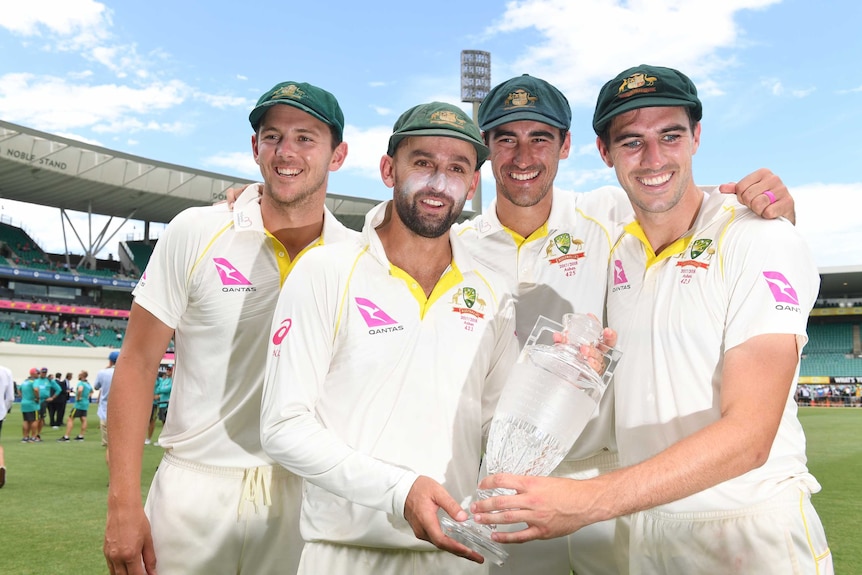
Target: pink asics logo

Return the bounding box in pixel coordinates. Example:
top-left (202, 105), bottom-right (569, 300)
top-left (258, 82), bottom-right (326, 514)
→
top-left (763, 271), bottom-right (800, 305)
top-left (354, 297), bottom-right (397, 327)
top-left (213, 258), bottom-right (252, 285)
top-left (613, 260), bottom-right (628, 286)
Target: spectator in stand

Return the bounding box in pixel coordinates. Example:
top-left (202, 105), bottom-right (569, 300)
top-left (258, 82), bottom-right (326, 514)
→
top-left (34, 367), bottom-right (61, 441)
top-left (48, 371), bottom-right (69, 428)
top-left (0, 364), bottom-right (14, 488)
top-left (19, 368), bottom-right (40, 441)
top-left (58, 371), bottom-right (93, 442)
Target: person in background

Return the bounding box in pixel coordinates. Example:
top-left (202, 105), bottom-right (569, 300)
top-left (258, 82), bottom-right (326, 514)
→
top-left (58, 370), bottom-right (92, 442)
top-left (145, 371), bottom-right (161, 446)
top-left (48, 371), bottom-right (69, 428)
top-left (95, 351), bottom-right (119, 449)
top-left (152, 365), bottom-right (173, 446)
top-left (18, 368), bottom-right (40, 442)
top-left (0, 364), bottom-right (15, 488)
top-left (34, 367), bottom-right (61, 441)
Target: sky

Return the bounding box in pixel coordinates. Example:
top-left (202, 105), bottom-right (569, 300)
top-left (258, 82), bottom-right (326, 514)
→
top-left (0, 0), bottom-right (860, 268)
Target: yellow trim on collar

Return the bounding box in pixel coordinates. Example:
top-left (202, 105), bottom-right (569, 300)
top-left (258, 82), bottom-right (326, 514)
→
top-left (389, 261), bottom-right (464, 319)
top-left (265, 230), bottom-right (324, 287)
top-left (503, 220), bottom-right (549, 247)
top-left (622, 220), bottom-right (692, 269)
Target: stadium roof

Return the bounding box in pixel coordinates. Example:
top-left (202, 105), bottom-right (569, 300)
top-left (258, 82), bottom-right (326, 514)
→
top-left (819, 266), bottom-right (862, 300)
top-left (0, 119), bottom-right (379, 225)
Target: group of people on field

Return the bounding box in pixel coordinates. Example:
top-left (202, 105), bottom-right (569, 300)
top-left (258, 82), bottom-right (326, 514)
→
top-left (100, 64), bottom-right (832, 575)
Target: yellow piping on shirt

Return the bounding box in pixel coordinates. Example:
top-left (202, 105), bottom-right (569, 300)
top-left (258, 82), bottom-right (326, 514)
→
top-left (333, 246), bottom-right (370, 340)
top-left (715, 204), bottom-right (737, 279)
top-left (189, 221), bottom-right (234, 279)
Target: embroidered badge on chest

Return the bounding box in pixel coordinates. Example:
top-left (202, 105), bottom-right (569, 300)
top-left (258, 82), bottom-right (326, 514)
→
top-left (450, 286), bottom-right (486, 332)
top-left (675, 238), bottom-right (714, 284)
top-left (544, 233), bottom-right (586, 277)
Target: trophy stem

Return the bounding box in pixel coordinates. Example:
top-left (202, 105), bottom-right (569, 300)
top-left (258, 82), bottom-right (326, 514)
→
top-left (439, 513), bottom-right (509, 565)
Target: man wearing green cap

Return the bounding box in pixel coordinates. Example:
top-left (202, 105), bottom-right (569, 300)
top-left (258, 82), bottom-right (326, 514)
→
top-left (104, 81), bottom-right (356, 575)
top-left (454, 72), bottom-right (798, 575)
top-left (260, 101), bottom-right (519, 574)
top-left (472, 65), bottom-right (832, 574)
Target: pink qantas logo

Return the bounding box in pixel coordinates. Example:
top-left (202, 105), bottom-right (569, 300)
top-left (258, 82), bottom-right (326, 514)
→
top-left (762, 271), bottom-right (800, 305)
top-left (354, 297), bottom-right (397, 327)
top-left (613, 259), bottom-right (628, 286)
top-left (213, 258), bottom-right (252, 285)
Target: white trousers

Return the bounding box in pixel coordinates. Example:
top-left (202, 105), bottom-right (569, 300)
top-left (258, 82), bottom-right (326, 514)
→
top-left (299, 540), bottom-right (489, 575)
top-left (623, 486), bottom-right (832, 575)
top-left (145, 452), bottom-right (304, 575)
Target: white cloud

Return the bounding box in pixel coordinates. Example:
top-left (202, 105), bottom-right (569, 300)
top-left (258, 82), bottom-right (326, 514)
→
top-left (485, 0), bottom-right (782, 105)
top-left (371, 105), bottom-right (393, 116)
top-left (203, 151), bottom-right (259, 179)
top-left (573, 142), bottom-right (598, 157)
top-left (340, 124), bottom-right (392, 182)
top-left (196, 93), bottom-right (250, 109)
top-left (0, 73), bottom-right (189, 133)
top-left (0, 0), bottom-right (111, 47)
top-left (762, 78), bottom-right (816, 98)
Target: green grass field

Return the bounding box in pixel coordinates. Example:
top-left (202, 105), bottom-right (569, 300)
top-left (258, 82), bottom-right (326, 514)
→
top-left (1, 406), bottom-right (859, 574)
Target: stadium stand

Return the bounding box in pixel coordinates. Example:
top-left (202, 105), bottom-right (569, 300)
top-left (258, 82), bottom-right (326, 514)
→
top-left (124, 240), bottom-right (156, 274)
top-left (805, 322), bottom-right (854, 353)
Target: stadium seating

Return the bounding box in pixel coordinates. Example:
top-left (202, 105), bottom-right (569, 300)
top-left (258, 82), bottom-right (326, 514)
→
top-left (801, 321), bottom-right (861, 377)
top-left (805, 323), bottom-right (853, 354)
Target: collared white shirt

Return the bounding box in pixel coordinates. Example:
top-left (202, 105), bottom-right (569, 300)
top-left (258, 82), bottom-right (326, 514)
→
top-left (608, 187), bottom-right (821, 512)
top-left (134, 184), bottom-right (358, 467)
top-left (261, 200), bottom-right (519, 549)
top-left (456, 187), bottom-right (631, 460)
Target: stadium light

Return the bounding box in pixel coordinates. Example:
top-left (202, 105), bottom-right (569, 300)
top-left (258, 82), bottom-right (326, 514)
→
top-left (461, 50), bottom-right (491, 214)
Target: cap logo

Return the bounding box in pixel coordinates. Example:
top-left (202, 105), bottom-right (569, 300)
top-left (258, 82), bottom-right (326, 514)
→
top-left (504, 88), bottom-right (538, 109)
top-left (617, 72), bottom-right (658, 99)
top-left (429, 110), bottom-right (467, 129)
top-left (270, 84), bottom-right (305, 102)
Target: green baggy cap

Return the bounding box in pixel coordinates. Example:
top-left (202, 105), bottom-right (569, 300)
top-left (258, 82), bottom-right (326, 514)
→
top-left (387, 102), bottom-right (489, 168)
top-left (592, 64), bottom-right (702, 135)
top-left (478, 74), bottom-right (571, 132)
top-left (249, 81), bottom-right (344, 141)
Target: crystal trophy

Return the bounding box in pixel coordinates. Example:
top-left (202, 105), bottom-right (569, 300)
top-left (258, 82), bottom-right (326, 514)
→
top-left (439, 313), bottom-right (621, 565)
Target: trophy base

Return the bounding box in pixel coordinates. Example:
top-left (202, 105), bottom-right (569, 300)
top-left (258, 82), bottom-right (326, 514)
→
top-left (439, 515), bottom-right (509, 566)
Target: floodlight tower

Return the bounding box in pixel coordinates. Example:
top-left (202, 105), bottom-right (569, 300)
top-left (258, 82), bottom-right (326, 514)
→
top-left (460, 50), bottom-right (491, 214)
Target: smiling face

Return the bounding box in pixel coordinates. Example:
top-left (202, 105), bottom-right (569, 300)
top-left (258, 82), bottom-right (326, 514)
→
top-left (381, 135), bottom-right (479, 239)
top-left (252, 104), bottom-right (347, 211)
top-left (486, 120), bottom-right (571, 210)
top-left (597, 106), bottom-right (700, 219)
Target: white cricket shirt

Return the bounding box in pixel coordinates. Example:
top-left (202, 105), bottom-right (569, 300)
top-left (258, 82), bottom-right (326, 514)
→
top-left (261, 201), bottom-right (519, 549)
top-left (133, 184), bottom-right (358, 468)
top-left (456, 187), bottom-right (632, 460)
top-left (607, 187), bottom-right (821, 512)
